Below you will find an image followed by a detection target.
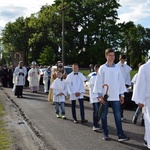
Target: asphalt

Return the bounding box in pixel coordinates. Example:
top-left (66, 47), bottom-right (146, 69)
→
top-left (1, 85), bottom-right (148, 150)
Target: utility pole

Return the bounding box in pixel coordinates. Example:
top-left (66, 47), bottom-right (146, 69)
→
top-left (62, 0), bottom-right (65, 64)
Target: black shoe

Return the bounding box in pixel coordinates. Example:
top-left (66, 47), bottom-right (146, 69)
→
top-left (102, 134), bottom-right (110, 141)
top-left (81, 119), bottom-right (88, 124)
top-left (118, 134), bottom-right (130, 142)
top-left (144, 140), bottom-right (147, 147)
top-left (73, 120), bottom-right (78, 123)
top-left (132, 116), bottom-right (137, 124)
top-left (140, 118), bottom-right (144, 126)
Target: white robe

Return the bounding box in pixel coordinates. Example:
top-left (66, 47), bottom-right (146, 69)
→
top-left (13, 66), bottom-right (27, 86)
top-left (116, 62), bottom-right (132, 86)
top-left (50, 78), bottom-right (67, 102)
top-left (65, 72), bottom-right (86, 100)
top-left (132, 60), bottom-right (150, 149)
top-left (28, 68), bottom-right (40, 87)
top-left (93, 64), bottom-right (126, 101)
top-left (89, 74), bottom-right (99, 103)
top-left (43, 70), bottom-right (51, 92)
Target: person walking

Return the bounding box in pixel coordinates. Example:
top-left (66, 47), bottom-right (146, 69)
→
top-left (66, 63), bottom-right (88, 124)
top-left (116, 54), bottom-right (132, 121)
top-left (93, 48), bottom-right (130, 142)
top-left (132, 57), bottom-right (150, 149)
top-left (28, 61), bottom-right (40, 93)
top-left (13, 61), bottom-right (27, 98)
top-left (131, 62), bottom-right (145, 126)
top-left (43, 66), bottom-right (51, 94)
top-left (89, 64), bottom-right (101, 131)
top-left (50, 70), bottom-right (67, 119)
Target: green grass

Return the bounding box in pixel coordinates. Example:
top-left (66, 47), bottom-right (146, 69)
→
top-left (0, 99), bottom-right (11, 150)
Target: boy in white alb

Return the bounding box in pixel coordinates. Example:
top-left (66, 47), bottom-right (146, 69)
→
top-left (50, 70), bottom-right (67, 119)
top-left (66, 63), bottom-right (88, 123)
top-left (89, 64), bottom-right (101, 131)
top-left (93, 48), bottom-right (130, 142)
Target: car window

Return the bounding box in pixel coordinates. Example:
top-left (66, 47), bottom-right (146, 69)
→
top-left (65, 68), bottom-right (72, 74)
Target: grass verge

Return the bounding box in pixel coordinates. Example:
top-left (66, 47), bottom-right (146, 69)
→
top-left (0, 99), bottom-right (11, 150)
top-left (80, 69), bottom-right (138, 79)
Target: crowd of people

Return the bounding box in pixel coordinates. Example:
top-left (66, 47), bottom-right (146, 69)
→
top-left (0, 48), bottom-right (150, 149)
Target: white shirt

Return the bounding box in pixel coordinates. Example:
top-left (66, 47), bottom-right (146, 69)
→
top-left (93, 63), bottom-right (126, 101)
top-left (66, 72), bottom-right (86, 100)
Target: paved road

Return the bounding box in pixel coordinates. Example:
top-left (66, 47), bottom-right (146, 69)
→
top-left (2, 86), bottom-right (148, 150)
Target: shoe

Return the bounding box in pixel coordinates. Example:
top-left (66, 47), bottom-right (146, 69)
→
top-left (144, 140), bottom-right (147, 147)
top-left (121, 117), bottom-right (126, 121)
top-left (81, 119), bottom-right (88, 124)
top-left (56, 114), bottom-right (60, 118)
top-left (140, 118), bottom-right (144, 126)
top-left (73, 120), bottom-right (78, 123)
top-left (93, 127), bottom-right (100, 131)
top-left (102, 134), bottom-right (110, 141)
top-left (118, 134), bottom-right (130, 142)
top-left (62, 116), bottom-right (66, 119)
top-left (132, 116), bottom-right (137, 124)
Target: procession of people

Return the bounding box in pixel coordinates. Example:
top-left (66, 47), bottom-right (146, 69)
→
top-left (0, 48), bottom-right (150, 149)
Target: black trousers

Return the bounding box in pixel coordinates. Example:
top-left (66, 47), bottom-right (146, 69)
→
top-left (15, 86), bottom-right (23, 96)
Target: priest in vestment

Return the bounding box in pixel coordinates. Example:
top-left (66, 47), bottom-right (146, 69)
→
top-left (28, 61), bottom-right (40, 92)
top-left (13, 61), bottom-right (27, 98)
top-left (132, 58), bottom-right (150, 149)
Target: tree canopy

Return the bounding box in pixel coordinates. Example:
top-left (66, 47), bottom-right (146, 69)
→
top-left (0, 0), bottom-right (150, 67)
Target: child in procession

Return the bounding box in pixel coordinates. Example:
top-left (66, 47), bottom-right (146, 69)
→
top-left (50, 70), bottom-right (67, 119)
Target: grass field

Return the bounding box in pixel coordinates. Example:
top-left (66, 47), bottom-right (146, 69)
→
top-left (0, 99), bottom-right (11, 150)
top-left (80, 69), bottom-right (138, 79)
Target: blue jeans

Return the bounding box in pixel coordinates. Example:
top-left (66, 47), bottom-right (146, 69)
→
top-left (101, 101), bottom-right (124, 137)
top-left (55, 102), bottom-right (65, 115)
top-left (71, 99), bottom-right (85, 120)
top-left (92, 102), bottom-right (100, 127)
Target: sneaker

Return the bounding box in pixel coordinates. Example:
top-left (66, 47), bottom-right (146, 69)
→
top-left (81, 119), bottom-right (88, 124)
top-left (62, 115), bottom-right (66, 119)
top-left (74, 120), bottom-right (78, 123)
top-left (102, 134), bottom-right (110, 141)
top-left (118, 134), bottom-right (130, 142)
top-left (56, 114), bottom-right (60, 118)
top-left (93, 127), bottom-right (100, 131)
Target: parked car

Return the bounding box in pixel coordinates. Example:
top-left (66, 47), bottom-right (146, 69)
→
top-left (51, 66), bottom-right (72, 75)
top-left (84, 72), bottom-right (136, 110)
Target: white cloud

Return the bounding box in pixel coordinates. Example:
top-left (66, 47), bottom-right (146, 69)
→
top-left (118, 0), bottom-right (150, 26)
top-left (0, 0), bottom-right (54, 30)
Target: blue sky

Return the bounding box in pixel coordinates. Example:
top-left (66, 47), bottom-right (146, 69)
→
top-left (0, 0), bottom-right (150, 34)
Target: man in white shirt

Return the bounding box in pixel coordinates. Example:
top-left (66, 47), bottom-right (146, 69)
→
top-left (66, 63), bottom-right (88, 124)
top-left (93, 48), bottom-right (130, 142)
top-left (116, 54), bottom-right (132, 121)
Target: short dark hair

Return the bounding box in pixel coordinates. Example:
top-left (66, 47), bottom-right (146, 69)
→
top-left (120, 54), bottom-right (126, 60)
top-left (72, 63), bottom-right (78, 67)
top-left (94, 64), bottom-right (100, 71)
top-left (105, 48), bottom-right (114, 56)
